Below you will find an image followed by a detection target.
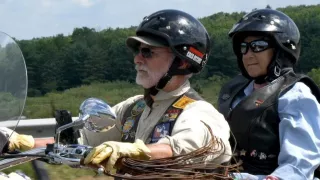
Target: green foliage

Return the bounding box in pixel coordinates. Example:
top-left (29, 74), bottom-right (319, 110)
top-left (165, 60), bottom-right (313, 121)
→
top-left (23, 77), bottom-right (231, 118)
top-left (12, 4), bottom-right (320, 96)
top-left (2, 162), bottom-right (104, 180)
top-left (0, 92), bottom-right (23, 120)
top-left (307, 68), bottom-right (320, 86)
top-left (278, 5), bottom-right (320, 73)
top-left (191, 75), bottom-right (230, 107)
top-left (2, 163), bottom-right (36, 179)
top-left (23, 81), bottom-right (143, 118)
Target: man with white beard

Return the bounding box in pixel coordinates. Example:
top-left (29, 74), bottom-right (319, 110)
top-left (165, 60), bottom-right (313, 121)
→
top-left (82, 9), bottom-right (232, 174)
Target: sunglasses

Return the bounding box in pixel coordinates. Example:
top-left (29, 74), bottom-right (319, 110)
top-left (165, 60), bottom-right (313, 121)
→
top-left (133, 47), bottom-right (155, 58)
top-left (133, 47), bottom-right (171, 59)
top-left (240, 39), bottom-right (273, 54)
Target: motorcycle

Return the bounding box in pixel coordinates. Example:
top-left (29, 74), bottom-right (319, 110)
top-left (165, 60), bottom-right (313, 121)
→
top-left (0, 31), bottom-right (117, 179)
top-left (0, 31), bottom-right (237, 180)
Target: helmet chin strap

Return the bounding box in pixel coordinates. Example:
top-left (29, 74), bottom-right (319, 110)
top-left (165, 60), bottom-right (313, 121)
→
top-left (144, 57), bottom-right (192, 107)
top-left (251, 50), bottom-right (282, 84)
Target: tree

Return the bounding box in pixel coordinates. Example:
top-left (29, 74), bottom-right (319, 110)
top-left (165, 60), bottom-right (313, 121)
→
top-left (13, 4), bottom-right (320, 95)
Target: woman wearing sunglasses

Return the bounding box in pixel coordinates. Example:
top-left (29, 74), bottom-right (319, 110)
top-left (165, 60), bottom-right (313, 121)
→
top-left (218, 9), bottom-right (320, 180)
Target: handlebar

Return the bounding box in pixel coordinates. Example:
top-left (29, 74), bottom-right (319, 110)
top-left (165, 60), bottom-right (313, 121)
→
top-left (0, 143), bottom-right (105, 174)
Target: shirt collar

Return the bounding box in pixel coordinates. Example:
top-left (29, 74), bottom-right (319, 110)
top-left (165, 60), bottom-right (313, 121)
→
top-left (153, 80), bottom-right (191, 101)
top-left (244, 80), bottom-right (254, 96)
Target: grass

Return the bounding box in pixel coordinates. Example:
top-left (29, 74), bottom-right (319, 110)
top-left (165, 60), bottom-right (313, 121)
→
top-left (23, 81), bottom-right (143, 119)
top-left (3, 162), bottom-right (113, 180)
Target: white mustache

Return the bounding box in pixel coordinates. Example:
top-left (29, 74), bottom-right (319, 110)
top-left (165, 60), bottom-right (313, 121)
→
top-left (135, 65), bottom-right (149, 72)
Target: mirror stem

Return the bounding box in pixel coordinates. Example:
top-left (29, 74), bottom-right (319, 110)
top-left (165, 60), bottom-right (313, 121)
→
top-left (54, 114), bottom-right (90, 150)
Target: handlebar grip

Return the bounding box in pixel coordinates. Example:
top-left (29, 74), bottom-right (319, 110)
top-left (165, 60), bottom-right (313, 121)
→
top-left (79, 148), bottom-right (124, 174)
top-left (79, 158), bottom-right (85, 166)
top-left (0, 131), bottom-right (9, 154)
top-left (79, 149), bottom-right (105, 175)
top-left (83, 148), bottom-right (91, 158)
top-left (79, 148), bottom-right (91, 165)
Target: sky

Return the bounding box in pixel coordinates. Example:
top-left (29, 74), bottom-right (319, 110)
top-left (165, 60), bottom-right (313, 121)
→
top-left (0, 0), bottom-right (319, 40)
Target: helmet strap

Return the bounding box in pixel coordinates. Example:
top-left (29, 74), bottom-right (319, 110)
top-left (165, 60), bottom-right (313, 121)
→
top-left (260, 50), bottom-right (281, 83)
top-left (144, 57), bottom-right (192, 106)
top-left (249, 50), bottom-right (294, 84)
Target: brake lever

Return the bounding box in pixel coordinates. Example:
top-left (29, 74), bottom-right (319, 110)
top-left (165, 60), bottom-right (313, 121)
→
top-left (44, 143), bottom-right (105, 174)
top-left (44, 143), bottom-right (92, 165)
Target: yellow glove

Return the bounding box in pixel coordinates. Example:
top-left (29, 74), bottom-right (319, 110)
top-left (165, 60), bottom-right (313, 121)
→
top-left (0, 127), bottom-right (35, 152)
top-left (84, 139), bottom-right (151, 171)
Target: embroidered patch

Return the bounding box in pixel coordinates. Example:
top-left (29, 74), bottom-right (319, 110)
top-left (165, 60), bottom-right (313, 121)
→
top-left (161, 109), bottom-right (181, 122)
top-left (151, 122), bottom-right (170, 142)
top-left (131, 100), bottom-right (146, 116)
top-left (122, 117), bottom-right (135, 133)
top-left (240, 149), bottom-right (246, 156)
top-left (247, 149), bottom-right (275, 160)
top-left (259, 152), bottom-right (267, 160)
top-left (172, 95), bottom-right (196, 109)
top-left (250, 149), bottom-right (257, 157)
top-left (122, 131), bottom-right (136, 140)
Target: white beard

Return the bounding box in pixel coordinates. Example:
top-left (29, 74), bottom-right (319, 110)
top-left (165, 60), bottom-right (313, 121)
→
top-left (135, 64), bottom-right (167, 88)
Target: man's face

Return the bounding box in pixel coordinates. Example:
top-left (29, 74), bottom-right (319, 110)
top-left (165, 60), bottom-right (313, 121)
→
top-left (134, 43), bottom-right (174, 88)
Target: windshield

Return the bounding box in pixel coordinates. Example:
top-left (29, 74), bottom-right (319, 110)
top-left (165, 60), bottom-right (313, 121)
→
top-left (0, 31), bottom-right (28, 151)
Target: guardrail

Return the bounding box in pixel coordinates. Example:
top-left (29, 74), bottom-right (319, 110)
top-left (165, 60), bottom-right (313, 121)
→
top-left (0, 118), bottom-right (78, 138)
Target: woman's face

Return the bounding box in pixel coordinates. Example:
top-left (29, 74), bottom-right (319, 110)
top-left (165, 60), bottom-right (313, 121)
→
top-left (241, 36), bottom-right (274, 77)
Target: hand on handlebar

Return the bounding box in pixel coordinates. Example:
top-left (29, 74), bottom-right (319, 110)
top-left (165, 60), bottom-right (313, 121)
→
top-left (83, 139), bottom-right (151, 172)
top-left (0, 127), bottom-right (34, 152)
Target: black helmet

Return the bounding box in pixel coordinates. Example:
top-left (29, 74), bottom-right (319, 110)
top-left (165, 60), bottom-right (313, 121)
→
top-left (228, 9), bottom-right (301, 81)
top-left (127, 9), bottom-right (211, 74)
